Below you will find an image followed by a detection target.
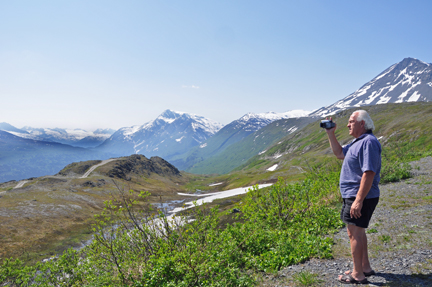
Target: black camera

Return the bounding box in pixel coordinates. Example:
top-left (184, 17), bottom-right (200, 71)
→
top-left (320, 120), bottom-right (336, 129)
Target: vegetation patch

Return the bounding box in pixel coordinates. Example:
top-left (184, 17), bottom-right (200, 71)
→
top-left (0, 163), bottom-right (345, 286)
top-left (291, 271), bottom-right (324, 287)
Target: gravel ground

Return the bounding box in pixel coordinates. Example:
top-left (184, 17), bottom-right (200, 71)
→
top-left (259, 157), bottom-right (432, 287)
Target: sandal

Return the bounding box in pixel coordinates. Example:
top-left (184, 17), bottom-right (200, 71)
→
top-left (345, 269), bottom-right (376, 277)
top-left (338, 274), bottom-right (368, 284)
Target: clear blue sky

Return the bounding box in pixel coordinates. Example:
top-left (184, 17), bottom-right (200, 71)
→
top-left (1, 0), bottom-right (431, 130)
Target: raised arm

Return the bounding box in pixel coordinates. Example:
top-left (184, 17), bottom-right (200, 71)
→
top-left (325, 119), bottom-right (344, 160)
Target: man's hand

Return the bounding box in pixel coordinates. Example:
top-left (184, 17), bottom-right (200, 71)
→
top-left (350, 199), bottom-right (363, 219)
top-left (324, 117), bottom-right (344, 159)
top-left (351, 171), bottom-right (376, 219)
top-left (324, 117), bottom-right (337, 134)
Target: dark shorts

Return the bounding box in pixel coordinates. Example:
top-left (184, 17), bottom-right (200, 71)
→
top-left (341, 197), bottom-right (379, 228)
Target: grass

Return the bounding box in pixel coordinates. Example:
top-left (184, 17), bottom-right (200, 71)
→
top-left (292, 271), bottom-right (324, 287)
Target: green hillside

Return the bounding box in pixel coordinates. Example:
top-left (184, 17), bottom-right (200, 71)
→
top-left (237, 102), bottom-right (432, 178)
top-left (168, 119), bottom-right (264, 171)
top-left (185, 117), bottom-right (315, 174)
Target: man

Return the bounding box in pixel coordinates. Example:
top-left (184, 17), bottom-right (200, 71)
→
top-left (325, 110), bottom-right (381, 285)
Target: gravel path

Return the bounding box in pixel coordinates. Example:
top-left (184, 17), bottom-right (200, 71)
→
top-left (80, 158), bottom-right (118, 178)
top-left (259, 157), bottom-right (432, 287)
top-left (13, 180), bottom-right (28, 189)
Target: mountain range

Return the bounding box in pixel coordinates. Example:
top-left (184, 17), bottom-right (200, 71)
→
top-left (0, 124), bottom-right (115, 148)
top-left (168, 110), bottom-right (311, 172)
top-left (1, 57), bottom-right (431, 182)
top-left (0, 130), bottom-right (104, 182)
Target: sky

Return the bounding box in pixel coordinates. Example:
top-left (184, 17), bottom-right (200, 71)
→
top-left (1, 0), bottom-right (432, 130)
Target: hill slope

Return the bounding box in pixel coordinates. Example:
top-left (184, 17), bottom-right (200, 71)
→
top-left (183, 116), bottom-right (315, 174)
top-left (239, 101), bottom-right (432, 178)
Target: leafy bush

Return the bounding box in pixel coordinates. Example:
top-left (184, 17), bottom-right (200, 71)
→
top-left (380, 142), bottom-right (414, 183)
top-left (381, 161), bottom-right (412, 183)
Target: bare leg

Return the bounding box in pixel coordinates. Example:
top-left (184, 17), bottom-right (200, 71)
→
top-left (361, 229), bottom-right (373, 273)
top-left (344, 227), bottom-right (373, 275)
top-left (339, 225), bottom-right (366, 281)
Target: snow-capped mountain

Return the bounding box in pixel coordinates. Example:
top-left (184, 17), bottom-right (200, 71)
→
top-left (0, 124), bottom-right (115, 148)
top-left (232, 110), bottom-right (311, 132)
top-left (311, 57), bottom-right (432, 117)
top-left (169, 109), bottom-right (311, 171)
top-left (97, 109), bottom-right (223, 159)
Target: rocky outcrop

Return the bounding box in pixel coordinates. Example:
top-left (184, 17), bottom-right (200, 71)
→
top-left (107, 155), bottom-right (180, 181)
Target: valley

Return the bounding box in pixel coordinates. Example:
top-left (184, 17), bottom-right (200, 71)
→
top-left (2, 100), bottom-right (432, 265)
top-left (0, 154), bottom-right (275, 263)
top-left (0, 155), bottom-right (189, 261)
top-left (1, 58), bottom-right (432, 183)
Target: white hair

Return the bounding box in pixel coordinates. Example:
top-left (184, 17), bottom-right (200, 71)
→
top-left (354, 110), bottom-right (375, 131)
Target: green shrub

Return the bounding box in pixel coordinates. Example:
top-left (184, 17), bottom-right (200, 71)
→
top-left (381, 161), bottom-right (412, 183)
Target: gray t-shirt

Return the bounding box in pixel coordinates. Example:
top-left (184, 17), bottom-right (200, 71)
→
top-left (340, 131), bottom-right (381, 199)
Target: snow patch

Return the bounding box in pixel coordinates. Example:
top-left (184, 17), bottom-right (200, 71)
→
top-left (123, 125), bottom-right (142, 136)
top-left (259, 150), bottom-right (267, 155)
top-left (267, 164), bottom-right (278, 171)
top-left (287, 126), bottom-right (298, 133)
top-left (408, 91), bottom-right (421, 102)
top-left (364, 91), bottom-right (379, 104)
top-left (209, 182), bottom-right (223, 187)
top-left (176, 136), bottom-right (185, 142)
top-left (200, 143), bottom-right (207, 148)
top-left (160, 117), bottom-right (176, 124)
top-left (172, 184), bottom-right (273, 213)
top-left (396, 82), bottom-right (422, 103)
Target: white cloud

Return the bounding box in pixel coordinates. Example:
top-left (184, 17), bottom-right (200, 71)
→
top-left (182, 85), bottom-right (200, 89)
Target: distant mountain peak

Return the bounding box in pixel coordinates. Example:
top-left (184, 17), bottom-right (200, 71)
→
top-left (310, 58), bottom-right (432, 117)
top-left (238, 110), bottom-right (310, 123)
top-left (158, 109), bottom-right (184, 122)
top-left (98, 110), bottom-right (223, 158)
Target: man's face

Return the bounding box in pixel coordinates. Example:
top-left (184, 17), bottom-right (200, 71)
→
top-left (347, 112), bottom-right (366, 138)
